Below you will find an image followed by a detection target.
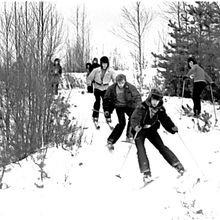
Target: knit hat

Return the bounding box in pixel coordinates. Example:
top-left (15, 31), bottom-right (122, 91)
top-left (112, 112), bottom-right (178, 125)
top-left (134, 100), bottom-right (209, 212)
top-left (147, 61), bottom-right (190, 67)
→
top-left (150, 88), bottom-right (163, 100)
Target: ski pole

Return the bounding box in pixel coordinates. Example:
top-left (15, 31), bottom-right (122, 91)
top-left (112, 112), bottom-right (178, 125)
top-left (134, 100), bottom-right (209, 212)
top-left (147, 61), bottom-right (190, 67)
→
top-left (92, 109), bottom-right (104, 114)
top-left (115, 130), bottom-right (140, 179)
top-left (210, 85), bottom-right (218, 126)
top-left (177, 132), bottom-right (206, 180)
top-left (180, 80), bottom-right (186, 119)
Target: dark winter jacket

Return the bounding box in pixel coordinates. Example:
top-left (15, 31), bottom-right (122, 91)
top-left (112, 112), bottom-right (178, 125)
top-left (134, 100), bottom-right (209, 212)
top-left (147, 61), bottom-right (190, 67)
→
top-left (51, 64), bottom-right (62, 84)
top-left (103, 82), bottom-right (142, 114)
top-left (91, 63), bottom-right (100, 72)
top-left (131, 94), bottom-right (176, 134)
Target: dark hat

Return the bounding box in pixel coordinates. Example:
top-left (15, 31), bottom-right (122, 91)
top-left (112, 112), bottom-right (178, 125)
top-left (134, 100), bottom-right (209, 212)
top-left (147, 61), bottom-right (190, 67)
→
top-left (187, 57), bottom-right (197, 69)
top-left (100, 56), bottom-right (109, 64)
top-left (92, 58), bottom-right (98, 63)
top-left (150, 88), bottom-right (163, 100)
top-left (54, 58), bottom-right (60, 63)
top-left (100, 56), bottom-right (109, 69)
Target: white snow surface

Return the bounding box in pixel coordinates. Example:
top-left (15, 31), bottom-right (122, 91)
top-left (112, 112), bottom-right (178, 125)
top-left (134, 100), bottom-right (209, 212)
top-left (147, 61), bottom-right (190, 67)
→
top-left (0, 73), bottom-right (220, 220)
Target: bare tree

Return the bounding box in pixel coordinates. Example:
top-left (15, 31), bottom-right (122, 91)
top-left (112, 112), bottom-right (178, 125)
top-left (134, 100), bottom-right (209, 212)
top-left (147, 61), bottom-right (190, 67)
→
top-left (65, 4), bottom-right (91, 72)
top-left (112, 1), bottom-right (153, 88)
top-left (0, 2), bottom-right (72, 171)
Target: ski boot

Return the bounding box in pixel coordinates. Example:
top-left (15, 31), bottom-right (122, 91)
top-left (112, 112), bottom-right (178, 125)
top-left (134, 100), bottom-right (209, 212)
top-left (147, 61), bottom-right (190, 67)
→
top-left (174, 162), bottom-right (185, 176)
top-left (143, 170), bottom-right (152, 184)
top-left (126, 136), bottom-right (133, 143)
top-left (93, 117), bottom-right (98, 122)
top-left (106, 141), bottom-right (114, 152)
top-left (93, 117), bottom-right (100, 129)
top-left (106, 118), bottom-right (114, 130)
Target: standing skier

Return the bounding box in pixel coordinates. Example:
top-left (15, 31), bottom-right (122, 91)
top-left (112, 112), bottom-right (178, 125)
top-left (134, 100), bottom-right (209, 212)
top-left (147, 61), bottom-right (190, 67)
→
top-left (183, 57), bottom-right (214, 117)
top-left (131, 88), bottom-right (185, 183)
top-left (103, 74), bottom-right (142, 150)
top-left (87, 56), bottom-right (116, 124)
top-left (86, 63), bottom-right (93, 93)
top-left (51, 58), bottom-right (62, 95)
top-left (91, 57), bottom-right (100, 71)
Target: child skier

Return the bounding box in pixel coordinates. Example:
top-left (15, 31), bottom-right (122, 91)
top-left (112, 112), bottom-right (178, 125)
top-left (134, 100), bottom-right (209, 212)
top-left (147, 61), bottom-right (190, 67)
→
top-left (86, 56), bottom-right (116, 124)
top-left (131, 88), bottom-right (185, 183)
top-left (103, 74), bottom-right (142, 150)
top-left (183, 57), bottom-right (214, 117)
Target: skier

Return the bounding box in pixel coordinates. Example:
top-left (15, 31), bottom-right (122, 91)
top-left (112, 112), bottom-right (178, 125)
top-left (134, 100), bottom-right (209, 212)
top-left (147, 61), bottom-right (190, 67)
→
top-left (85, 62), bottom-right (93, 93)
top-left (51, 58), bottom-right (62, 95)
top-left (183, 57), bottom-right (214, 117)
top-left (103, 74), bottom-right (142, 150)
top-left (91, 57), bottom-right (100, 71)
top-left (130, 88), bottom-right (185, 183)
top-left (86, 56), bottom-right (116, 124)
top-left (0, 107), bottom-right (3, 128)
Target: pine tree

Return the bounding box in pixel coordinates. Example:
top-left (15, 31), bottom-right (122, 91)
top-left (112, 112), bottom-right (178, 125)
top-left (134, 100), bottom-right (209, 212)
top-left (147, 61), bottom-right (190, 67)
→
top-left (153, 2), bottom-right (220, 99)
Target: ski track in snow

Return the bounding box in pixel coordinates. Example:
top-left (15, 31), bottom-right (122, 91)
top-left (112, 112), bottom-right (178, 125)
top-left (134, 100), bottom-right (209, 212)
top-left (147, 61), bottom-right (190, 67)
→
top-left (0, 73), bottom-right (220, 220)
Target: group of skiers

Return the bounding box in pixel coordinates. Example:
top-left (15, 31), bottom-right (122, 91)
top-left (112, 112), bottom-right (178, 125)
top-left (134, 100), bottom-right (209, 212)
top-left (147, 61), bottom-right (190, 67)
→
top-left (85, 55), bottom-right (198, 183)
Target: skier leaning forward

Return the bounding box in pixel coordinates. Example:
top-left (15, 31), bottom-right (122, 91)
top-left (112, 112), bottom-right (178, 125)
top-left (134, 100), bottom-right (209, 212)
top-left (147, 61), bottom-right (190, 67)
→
top-left (86, 56), bottom-right (116, 123)
top-left (130, 88), bottom-right (185, 183)
top-left (103, 74), bottom-right (142, 149)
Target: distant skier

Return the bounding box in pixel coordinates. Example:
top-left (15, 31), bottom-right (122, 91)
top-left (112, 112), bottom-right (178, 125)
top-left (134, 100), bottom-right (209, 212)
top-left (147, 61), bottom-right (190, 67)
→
top-left (103, 74), bottom-right (142, 150)
top-left (91, 57), bottom-right (100, 71)
top-left (0, 107), bottom-right (4, 128)
top-left (183, 57), bottom-right (214, 117)
top-left (85, 62), bottom-right (93, 93)
top-left (86, 56), bottom-right (116, 124)
top-left (131, 88), bottom-right (185, 183)
top-left (51, 58), bottom-right (62, 95)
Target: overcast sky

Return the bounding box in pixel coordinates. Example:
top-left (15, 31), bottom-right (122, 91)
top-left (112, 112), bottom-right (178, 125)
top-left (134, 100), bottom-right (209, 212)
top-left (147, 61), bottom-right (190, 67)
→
top-left (55, 0), bottom-right (169, 66)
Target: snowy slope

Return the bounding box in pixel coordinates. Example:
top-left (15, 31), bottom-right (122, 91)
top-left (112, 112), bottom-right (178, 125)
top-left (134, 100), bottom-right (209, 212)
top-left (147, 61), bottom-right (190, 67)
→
top-left (0, 74), bottom-right (220, 220)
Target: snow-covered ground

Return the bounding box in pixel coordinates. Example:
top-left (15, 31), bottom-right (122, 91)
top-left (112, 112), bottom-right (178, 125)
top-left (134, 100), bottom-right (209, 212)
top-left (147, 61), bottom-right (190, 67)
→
top-left (0, 73), bottom-right (220, 220)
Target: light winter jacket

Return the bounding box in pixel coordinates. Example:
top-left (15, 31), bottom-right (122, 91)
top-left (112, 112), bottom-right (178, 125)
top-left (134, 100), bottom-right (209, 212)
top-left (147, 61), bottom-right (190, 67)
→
top-left (86, 67), bottom-right (116, 91)
top-left (186, 64), bottom-right (213, 84)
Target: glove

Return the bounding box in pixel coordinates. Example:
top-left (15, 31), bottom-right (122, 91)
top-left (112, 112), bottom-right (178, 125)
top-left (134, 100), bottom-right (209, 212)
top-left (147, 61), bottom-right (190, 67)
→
top-left (134, 125), bottom-right (142, 132)
top-left (171, 126), bottom-right (178, 133)
top-left (183, 76), bottom-right (188, 80)
top-left (104, 111), bottom-right (110, 118)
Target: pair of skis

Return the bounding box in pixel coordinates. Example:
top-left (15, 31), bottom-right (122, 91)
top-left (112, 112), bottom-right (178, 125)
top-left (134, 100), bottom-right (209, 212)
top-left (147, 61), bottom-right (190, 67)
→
top-left (92, 109), bottom-right (114, 130)
top-left (181, 104), bottom-right (214, 132)
top-left (93, 120), bottom-right (114, 130)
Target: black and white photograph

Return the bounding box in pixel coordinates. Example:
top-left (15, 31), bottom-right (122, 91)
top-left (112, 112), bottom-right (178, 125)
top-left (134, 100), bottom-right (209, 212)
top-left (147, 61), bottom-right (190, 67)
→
top-left (0, 0), bottom-right (220, 219)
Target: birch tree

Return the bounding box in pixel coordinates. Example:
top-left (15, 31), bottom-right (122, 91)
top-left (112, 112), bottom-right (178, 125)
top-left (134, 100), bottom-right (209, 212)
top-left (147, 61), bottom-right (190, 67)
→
top-left (113, 1), bottom-right (153, 88)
